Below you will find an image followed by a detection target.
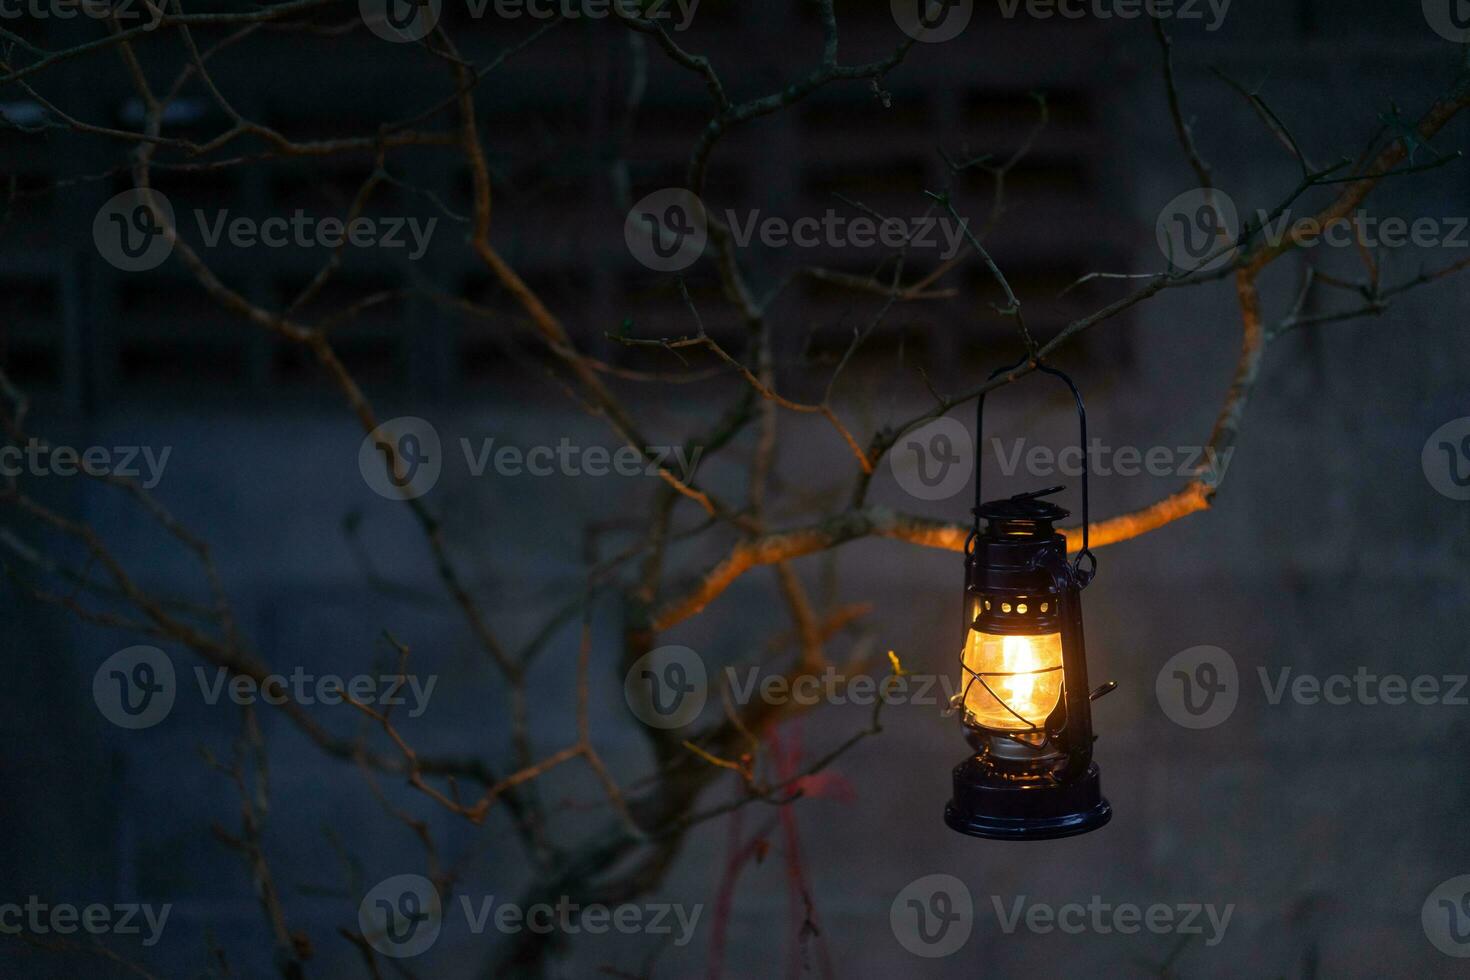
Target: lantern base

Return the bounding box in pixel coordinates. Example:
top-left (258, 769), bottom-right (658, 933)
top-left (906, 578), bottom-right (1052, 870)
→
top-left (945, 756), bottom-right (1111, 841)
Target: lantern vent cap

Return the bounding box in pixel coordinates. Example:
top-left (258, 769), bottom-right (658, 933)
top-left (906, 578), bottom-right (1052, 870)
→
top-left (974, 486), bottom-right (1070, 533)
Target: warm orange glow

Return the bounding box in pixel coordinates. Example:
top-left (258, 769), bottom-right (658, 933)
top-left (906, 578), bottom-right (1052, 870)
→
top-left (962, 630), bottom-right (1064, 731)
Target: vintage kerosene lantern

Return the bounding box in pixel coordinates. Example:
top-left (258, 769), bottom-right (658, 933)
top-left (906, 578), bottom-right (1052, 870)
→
top-left (945, 361), bottom-right (1115, 841)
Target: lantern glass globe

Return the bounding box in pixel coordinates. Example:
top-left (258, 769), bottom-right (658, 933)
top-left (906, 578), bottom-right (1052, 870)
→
top-left (961, 630), bottom-right (1063, 731)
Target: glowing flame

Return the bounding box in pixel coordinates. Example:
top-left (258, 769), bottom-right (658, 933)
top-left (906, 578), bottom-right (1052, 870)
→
top-left (962, 630), bottom-right (1064, 731)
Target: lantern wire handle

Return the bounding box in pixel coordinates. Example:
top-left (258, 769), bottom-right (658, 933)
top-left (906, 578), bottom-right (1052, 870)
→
top-left (972, 357), bottom-right (1097, 587)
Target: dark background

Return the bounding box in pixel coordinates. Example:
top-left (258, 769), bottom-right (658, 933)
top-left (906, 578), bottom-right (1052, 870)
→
top-left (2, 1), bottom-right (1469, 976)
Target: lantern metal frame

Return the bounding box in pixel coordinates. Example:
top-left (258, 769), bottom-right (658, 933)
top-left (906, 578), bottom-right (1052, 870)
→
top-left (944, 358), bottom-right (1114, 842)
